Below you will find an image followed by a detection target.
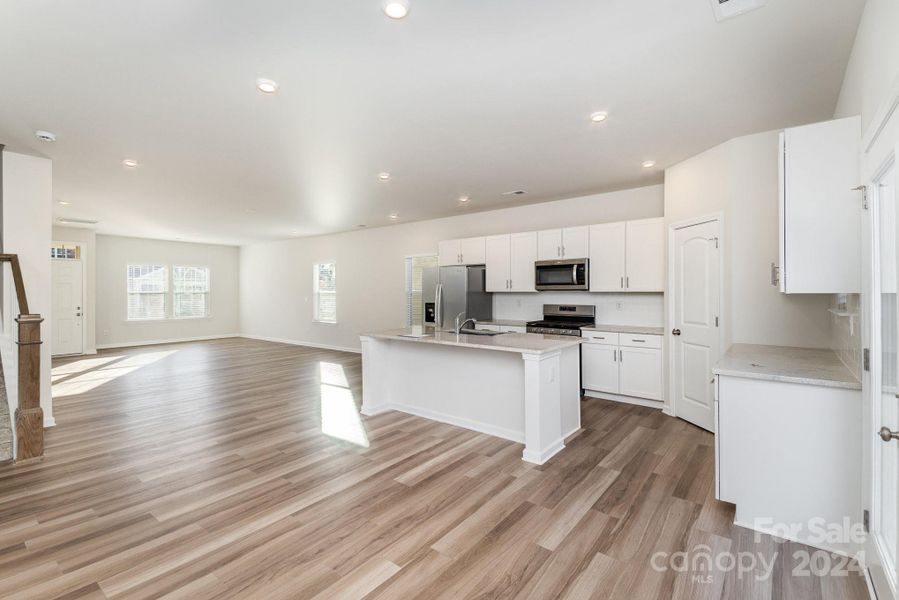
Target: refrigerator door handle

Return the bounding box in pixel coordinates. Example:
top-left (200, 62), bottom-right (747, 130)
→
top-left (435, 283), bottom-right (442, 329)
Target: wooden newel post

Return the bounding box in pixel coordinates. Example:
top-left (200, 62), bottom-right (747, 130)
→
top-left (15, 313), bottom-right (44, 461)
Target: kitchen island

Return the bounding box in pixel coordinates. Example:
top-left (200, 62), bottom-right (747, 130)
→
top-left (360, 329), bottom-right (583, 464)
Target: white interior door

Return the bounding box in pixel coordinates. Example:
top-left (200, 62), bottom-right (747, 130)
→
top-left (872, 159), bottom-right (899, 599)
top-left (673, 219), bottom-right (720, 432)
top-left (51, 259), bottom-right (83, 356)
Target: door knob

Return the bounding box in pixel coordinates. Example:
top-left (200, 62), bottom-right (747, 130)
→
top-left (879, 427), bottom-right (899, 442)
top-left (672, 329), bottom-right (681, 336)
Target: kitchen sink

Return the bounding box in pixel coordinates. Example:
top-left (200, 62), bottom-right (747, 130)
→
top-left (458, 329), bottom-right (508, 337)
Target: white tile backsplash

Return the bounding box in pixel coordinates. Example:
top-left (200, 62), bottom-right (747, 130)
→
top-left (493, 292), bottom-right (664, 326)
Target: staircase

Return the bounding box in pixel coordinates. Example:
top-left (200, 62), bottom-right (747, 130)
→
top-left (0, 364), bottom-right (11, 462)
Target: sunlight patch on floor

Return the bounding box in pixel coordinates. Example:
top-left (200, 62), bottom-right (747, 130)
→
top-left (319, 362), bottom-right (368, 447)
top-left (51, 355), bottom-right (122, 378)
top-left (53, 350), bottom-right (177, 397)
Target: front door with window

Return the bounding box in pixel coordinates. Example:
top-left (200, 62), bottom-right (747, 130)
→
top-left (51, 258), bottom-right (83, 356)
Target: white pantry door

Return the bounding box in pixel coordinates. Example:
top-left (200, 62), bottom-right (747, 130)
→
top-left (51, 259), bottom-right (83, 356)
top-left (672, 220), bottom-right (720, 432)
top-left (873, 159), bottom-right (899, 599)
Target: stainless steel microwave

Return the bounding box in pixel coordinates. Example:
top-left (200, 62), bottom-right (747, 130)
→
top-left (535, 258), bottom-right (589, 291)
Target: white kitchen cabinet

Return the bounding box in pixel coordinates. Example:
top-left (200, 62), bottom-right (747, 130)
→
top-left (485, 235), bottom-right (511, 292)
top-left (509, 232), bottom-right (537, 292)
top-left (486, 232), bottom-right (537, 292)
top-left (588, 219), bottom-right (664, 292)
top-left (582, 332), bottom-right (663, 403)
top-left (438, 237), bottom-right (487, 266)
top-left (588, 222), bottom-right (626, 291)
top-left (438, 240), bottom-right (461, 266)
top-left (778, 116), bottom-right (861, 294)
top-left (618, 346), bottom-right (662, 400)
top-left (537, 227), bottom-right (589, 261)
top-left (624, 218), bottom-right (665, 292)
top-left (581, 342), bottom-right (619, 394)
top-left (460, 237), bottom-right (486, 265)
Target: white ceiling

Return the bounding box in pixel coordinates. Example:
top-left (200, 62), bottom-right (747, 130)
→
top-left (0, 0), bottom-right (865, 246)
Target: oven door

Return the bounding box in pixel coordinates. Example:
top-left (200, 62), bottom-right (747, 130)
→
top-left (535, 259), bottom-right (589, 290)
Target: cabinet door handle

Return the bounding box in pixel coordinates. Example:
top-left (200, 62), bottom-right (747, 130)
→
top-left (619, 349), bottom-right (623, 362)
top-left (626, 276), bottom-right (629, 288)
top-left (631, 339), bottom-right (645, 343)
top-left (562, 245), bottom-right (566, 257)
top-left (613, 349), bottom-right (617, 362)
top-left (620, 276), bottom-right (624, 289)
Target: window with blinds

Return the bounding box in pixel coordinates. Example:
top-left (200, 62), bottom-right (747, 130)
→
top-left (126, 265), bottom-right (168, 320)
top-left (173, 266), bottom-right (210, 319)
top-left (405, 255), bottom-right (438, 326)
top-left (314, 263), bottom-right (337, 323)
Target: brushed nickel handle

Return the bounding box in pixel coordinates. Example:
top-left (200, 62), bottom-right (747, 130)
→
top-left (672, 329), bottom-right (681, 336)
top-left (880, 427), bottom-right (899, 442)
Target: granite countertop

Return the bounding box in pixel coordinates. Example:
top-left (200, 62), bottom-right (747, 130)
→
top-left (582, 324), bottom-right (665, 336)
top-left (713, 344), bottom-right (861, 390)
top-left (362, 329), bottom-right (583, 355)
top-left (477, 319), bottom-right (530, 327)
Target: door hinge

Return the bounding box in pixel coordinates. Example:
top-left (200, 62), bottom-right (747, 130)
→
top-left (863, 509), bottom-right (870, 533)
top-left (864, 348), bottom-right (871, 372)
top-left (708, 237), bottom-right (719, 249)
top-left (853, 185), bottom-right (869, 210)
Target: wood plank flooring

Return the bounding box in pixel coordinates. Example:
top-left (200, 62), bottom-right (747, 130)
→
top-left (0, 338), bottom-right (870, 599)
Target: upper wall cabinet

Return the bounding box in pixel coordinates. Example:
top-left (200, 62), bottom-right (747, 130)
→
top-left (589, 218), bottom-right (664, 292)
top-left (485, 232), bottom-right (538, 292)
top-left (438, 237), bottom-right (487, 266)
top-left (778, 116), bottom-right (861, 294)
top-left (537, 226), bottom-right (589, 260)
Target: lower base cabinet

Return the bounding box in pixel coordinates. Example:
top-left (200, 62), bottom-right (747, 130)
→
top-left (581, 331), bottom-right (662, 402)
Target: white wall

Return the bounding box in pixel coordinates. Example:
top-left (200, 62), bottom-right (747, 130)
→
top-left (240, 185), bottom-right (664, 352)
top-left (2, 151), bottom-right (53, 426)
top-left (52, 226), bottom-right (97, 354)
top-left (95, 235), bottom-right (239, 348)
top-left (665, 130), bottom-right (833, 351)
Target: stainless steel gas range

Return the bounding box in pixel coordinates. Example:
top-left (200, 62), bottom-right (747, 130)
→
top-left (526, 304), bottom-right (596, 337)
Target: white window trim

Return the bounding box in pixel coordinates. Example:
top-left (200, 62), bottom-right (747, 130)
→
top-left (313, 262), bottom-right (338, 324)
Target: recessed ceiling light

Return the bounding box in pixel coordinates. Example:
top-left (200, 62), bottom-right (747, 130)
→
top-left (122, 159), bottom-right (138, 168)
top-left (34, 130), bottom-right (57, 142)
top-left (58, 200), bottom-right (71, 205)
top-left (590, 111), bottom-right (609, 123)
top-left (383, 0), bottom-right (409, 19)
top-left (256, 78), bottom-right (279, 94)
top-left (459, 195), bottom-right (470, 203)
top-left (389, 213), bottom-right (399, 220)
top-left (642, 160), bottom-right (657, 169)
top-left (378, 172), bottom-right (391, 181)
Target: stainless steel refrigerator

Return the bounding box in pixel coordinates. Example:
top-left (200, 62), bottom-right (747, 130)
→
top-left (421, 265), bottom-right (493, 330)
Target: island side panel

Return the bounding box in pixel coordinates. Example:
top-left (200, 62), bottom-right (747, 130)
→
top-left (368, 339), bottom-right (526, 442)
top-left (360, 336), bottom-right (392, 416)
top-left (560, 345), bottom-right (581, 437)
top-left (521, 350), bottom-right (565, 465)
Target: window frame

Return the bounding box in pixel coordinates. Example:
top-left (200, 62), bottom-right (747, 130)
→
top-left (172, 265), bottom-right (212, 320)
top-left (313, 262), bottom-right (338, 324)
top-left (125, 264), bottom-right (170, 322)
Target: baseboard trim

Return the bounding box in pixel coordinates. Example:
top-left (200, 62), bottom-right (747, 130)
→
top-left (522, 438), bottom-right (566, 465)
top-left (584, 390), bottom-right (664, 409)
top-left (366, 401), bottom-right (525, 444)
top-left (239, 334), bottom-right (361, 355)
top-left (96, 334), bottom-right (240, 350)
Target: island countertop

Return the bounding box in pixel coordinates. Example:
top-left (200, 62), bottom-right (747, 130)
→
top-left (713, 343), bottom-right (861, 390)
top-left (361, 328), bottom-right (583, 355)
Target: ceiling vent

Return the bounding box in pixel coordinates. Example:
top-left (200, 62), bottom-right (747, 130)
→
top-left (710, 0), bottom-right (766, 22)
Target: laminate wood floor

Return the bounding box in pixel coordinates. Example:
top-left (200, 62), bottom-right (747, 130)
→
top-left (0, 338), bottom-right (869, 599)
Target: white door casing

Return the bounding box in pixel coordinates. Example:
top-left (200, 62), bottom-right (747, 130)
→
top-left (871, 157), bottom-right (899, 599)
top-left (51, 258), bottom-right (83, 356)
top-left (672, 219), bottom-right (721, 432)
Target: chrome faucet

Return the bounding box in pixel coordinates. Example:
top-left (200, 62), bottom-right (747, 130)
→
top-left (454, 312), bottom-right (477, 334)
